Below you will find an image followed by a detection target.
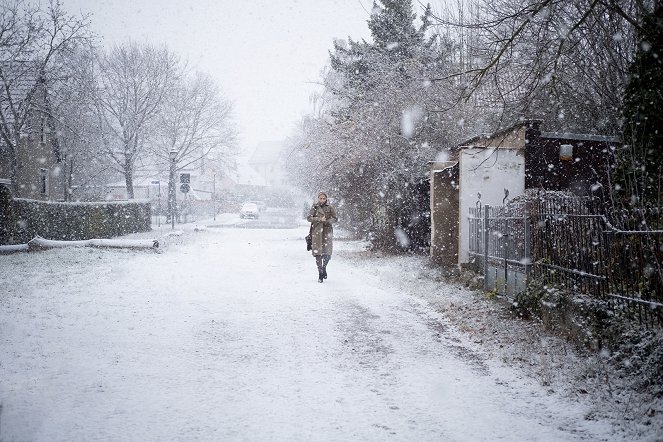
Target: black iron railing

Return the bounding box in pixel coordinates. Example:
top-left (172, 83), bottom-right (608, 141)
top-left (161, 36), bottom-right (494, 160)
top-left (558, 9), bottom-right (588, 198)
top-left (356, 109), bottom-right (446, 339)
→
top-left (469, 195), bottom-right (663, 326)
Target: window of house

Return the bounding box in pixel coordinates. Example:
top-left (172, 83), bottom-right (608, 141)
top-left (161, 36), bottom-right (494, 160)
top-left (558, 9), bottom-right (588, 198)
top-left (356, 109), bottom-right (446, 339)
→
top-left (41, 116), bottom-right (47, 143)
top-left (40, 168), bottom-right (48, 194)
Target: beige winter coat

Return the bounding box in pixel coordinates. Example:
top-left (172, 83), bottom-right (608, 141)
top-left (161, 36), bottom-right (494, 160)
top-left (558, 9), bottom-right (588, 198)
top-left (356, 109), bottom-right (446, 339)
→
top-left (306, 203), bottom-right (337, 256)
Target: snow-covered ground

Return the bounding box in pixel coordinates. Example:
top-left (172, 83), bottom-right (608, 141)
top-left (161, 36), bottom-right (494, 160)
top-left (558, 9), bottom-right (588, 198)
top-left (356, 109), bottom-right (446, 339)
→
top-left (0, 215), bottom-right (660, 441)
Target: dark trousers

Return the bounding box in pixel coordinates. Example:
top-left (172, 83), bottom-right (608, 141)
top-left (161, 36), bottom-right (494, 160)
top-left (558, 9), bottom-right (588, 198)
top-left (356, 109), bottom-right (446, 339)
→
top-left (315, 254), bottom-right (331, 272)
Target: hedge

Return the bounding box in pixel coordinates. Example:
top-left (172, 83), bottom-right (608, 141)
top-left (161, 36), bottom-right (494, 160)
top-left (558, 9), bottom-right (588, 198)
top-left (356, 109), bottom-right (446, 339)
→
top-left (0, 195), bottom-right (151, 245)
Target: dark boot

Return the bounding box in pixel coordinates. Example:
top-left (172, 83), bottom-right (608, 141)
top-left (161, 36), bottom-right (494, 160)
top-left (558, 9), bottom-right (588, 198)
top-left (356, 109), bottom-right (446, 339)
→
top-left (318, 270), bottom-right (324, 283)
top-left (322, 254), bottom-right (330, 279)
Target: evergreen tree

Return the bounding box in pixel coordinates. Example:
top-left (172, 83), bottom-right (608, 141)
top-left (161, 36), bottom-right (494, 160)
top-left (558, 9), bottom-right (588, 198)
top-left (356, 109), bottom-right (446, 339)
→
top-left (321, 0), bottom-right (443, 251)
top-left (368, 0), bottom-right (430, 57)
top-left (329, 1), bottom-right (436, 99)
top-left (620, 3), bottom-right (663, 210)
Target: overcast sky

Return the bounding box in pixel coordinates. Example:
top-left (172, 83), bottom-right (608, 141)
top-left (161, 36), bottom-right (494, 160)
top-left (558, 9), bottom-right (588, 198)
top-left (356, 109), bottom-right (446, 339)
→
top-left (61, 0), bottom-right (379, 155)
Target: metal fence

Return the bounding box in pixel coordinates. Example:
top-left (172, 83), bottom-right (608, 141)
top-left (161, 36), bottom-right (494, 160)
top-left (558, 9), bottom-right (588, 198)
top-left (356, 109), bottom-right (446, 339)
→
top-left (529, 197), bottom-right (608, 297)
top-left (469, 202), bottom-right (530, 297)
top-left (469, 196), bottom-right (663, 326)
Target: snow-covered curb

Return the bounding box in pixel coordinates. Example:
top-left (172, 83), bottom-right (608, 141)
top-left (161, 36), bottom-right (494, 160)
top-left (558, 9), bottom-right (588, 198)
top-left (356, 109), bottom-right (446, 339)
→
top-left (0, 236), bottom-right (159, 253)
top-left (0, 243), bottom-right (29, 254)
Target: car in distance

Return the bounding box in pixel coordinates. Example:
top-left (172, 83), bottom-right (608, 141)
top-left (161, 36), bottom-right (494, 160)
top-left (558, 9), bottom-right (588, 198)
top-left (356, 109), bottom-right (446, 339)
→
top-left (240, 202), bottom-right (260, 219)
top-left (248, 200), bottom-right (267, 212)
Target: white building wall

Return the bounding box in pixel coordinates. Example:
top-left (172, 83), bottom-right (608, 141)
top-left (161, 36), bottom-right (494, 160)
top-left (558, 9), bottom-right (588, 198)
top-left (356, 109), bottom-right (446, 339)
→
top-left (458, 147), bottom-right (525, 263)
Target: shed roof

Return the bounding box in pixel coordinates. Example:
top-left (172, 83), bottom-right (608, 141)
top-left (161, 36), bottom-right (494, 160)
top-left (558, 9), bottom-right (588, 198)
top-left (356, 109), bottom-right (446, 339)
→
top-left (541, 132), bottom-right (620, 143)
top-left (435, 120), bottom-right (621, 162)
top-left (457, 120), bottom-right (542, 149)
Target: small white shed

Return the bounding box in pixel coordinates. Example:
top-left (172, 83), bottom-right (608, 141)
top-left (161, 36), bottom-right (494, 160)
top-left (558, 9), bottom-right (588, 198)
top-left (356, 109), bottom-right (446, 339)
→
top-left (429, 119), bottom-right (618, 267)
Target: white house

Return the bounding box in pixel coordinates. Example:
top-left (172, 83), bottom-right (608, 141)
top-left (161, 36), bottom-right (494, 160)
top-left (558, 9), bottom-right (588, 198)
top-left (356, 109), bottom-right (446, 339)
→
top-left (247, 140), bottom-right (287, 187)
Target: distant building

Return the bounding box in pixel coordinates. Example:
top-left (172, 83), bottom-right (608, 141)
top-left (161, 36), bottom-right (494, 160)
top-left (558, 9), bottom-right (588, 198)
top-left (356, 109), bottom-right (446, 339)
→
top-left (0, 62), bottom-right (62, 200)
top-left (106, 176), bottom-right (166, 201)
top-left (219, 162), bottom-right (267, 190)
top-left (429, 120), bottom-right (619, 266)
top-left (106, 169), bottom-right (217, 201)
top-left (247, 141), bottom-right (287, 187)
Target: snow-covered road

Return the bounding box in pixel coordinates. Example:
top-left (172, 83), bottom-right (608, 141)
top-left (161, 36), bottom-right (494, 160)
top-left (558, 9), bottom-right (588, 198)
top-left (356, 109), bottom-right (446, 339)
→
top-left (1, 225), bottom-right (617, 441)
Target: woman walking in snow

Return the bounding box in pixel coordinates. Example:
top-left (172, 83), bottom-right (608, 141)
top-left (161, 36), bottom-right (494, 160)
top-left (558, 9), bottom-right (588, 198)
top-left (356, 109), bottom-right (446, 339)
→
top-left (307, 192), bottom-right (338, 283)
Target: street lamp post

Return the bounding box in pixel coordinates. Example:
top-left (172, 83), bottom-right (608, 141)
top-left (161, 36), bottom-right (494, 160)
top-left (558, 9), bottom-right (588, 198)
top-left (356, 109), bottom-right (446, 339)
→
top-left (168, 149), bottom-right (178, 230)
top-left (213, 173), bottom-right (216, 221)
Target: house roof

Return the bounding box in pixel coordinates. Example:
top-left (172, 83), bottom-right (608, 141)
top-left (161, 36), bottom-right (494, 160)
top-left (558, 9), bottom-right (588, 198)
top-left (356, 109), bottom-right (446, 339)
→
top-left (230, 162), bottom-right (267, 186)
top-left (247, 140), bottom-right (285, 165)
top-left (0, 60), bottom-right (42, 127)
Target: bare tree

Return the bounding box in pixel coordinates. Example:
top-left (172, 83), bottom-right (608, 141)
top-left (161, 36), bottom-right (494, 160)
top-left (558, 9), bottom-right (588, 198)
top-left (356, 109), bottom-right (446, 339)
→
top-left (429, 0), bottom-right (653, 133)
top-left (93, 41), bottom-right (179, 199)
top-left (153, 72), bottom-right (236, 172)
top-left (50, 47), bottom-right (113, 201)
top-left (0, 0), bottom-right (92, 192)
top-left (151, 71), bottom-right (237, 219)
